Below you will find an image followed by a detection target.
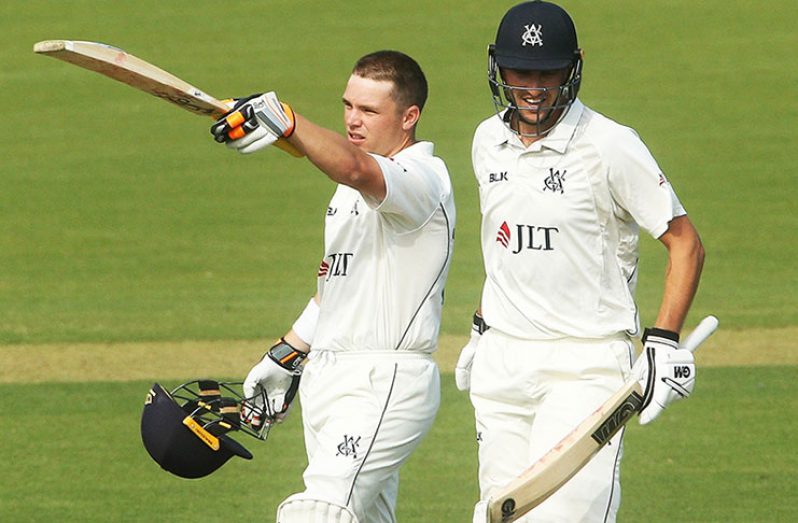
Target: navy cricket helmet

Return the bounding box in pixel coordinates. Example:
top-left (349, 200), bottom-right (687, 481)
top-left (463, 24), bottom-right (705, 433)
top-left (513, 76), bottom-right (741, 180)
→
top-left (488, 1), bottom-right (583, 137)
top-left (141, 380), bottom-right (268, 479)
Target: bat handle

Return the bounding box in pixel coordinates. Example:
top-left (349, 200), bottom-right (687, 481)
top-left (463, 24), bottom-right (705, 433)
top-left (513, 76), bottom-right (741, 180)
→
top-left (681, 315), bottom-right (719, 353)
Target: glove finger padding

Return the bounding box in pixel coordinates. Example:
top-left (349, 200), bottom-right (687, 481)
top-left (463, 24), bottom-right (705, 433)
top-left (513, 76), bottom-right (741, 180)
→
top-left (210, 92), bottom-right (290, 149)
top-left (210, 103), bottom-right (277, 153)
top-left (210, 102), bottom-right (255, 142)
top-left (211, 92), bottom-right (303, 157)
top-left (241, 358), bottom-right (294, 426)
top-left (240, 388), bottom-right (267, 429)
top-left (228, 125), bottom-right (278, 154)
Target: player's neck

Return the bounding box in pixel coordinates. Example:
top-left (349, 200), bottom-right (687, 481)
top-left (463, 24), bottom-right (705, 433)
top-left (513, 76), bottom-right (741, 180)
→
top-left (385, 135), bottom-right (416, 158)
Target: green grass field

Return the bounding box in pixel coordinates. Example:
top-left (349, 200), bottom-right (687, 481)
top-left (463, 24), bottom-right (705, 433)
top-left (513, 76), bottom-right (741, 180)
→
top-left (1, 0), bottom-right (796, 521)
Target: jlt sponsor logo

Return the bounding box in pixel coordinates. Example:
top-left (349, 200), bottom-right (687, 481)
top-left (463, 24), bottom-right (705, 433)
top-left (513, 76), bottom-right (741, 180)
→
top-left (496, 221), bottom-right (558, 253)
top-left (318, 253), bottom-right (354, 280)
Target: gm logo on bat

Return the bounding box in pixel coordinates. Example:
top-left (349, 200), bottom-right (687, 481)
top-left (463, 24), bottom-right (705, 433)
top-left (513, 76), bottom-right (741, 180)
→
top-left (591, 391), bottom-right (643, 445)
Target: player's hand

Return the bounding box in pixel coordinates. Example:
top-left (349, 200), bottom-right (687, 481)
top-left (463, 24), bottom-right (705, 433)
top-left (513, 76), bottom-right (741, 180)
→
top-left (455, 312), bottom-right (488, 392)
top-left (210, 92), bottom-right (296, 154)
top-left (241, 338), bottom-right (307, 427)
top-left (634, 327), bottom-right (696, 425)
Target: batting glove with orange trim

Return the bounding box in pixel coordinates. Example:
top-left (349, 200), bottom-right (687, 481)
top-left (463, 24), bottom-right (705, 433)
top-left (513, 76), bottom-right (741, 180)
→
top-left (210, 92), bottom-right (296, 154)
top-left (241, 338), bottom-right (307, 427)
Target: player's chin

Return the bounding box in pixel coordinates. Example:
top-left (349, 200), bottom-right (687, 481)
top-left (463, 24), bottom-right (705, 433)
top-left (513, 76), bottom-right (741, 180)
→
top-left (517, 107), bottom-right (547, 122)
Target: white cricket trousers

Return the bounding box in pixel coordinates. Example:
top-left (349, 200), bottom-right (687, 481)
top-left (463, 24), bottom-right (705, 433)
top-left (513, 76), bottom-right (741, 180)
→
top-left (470, 328), bottom-right (634, 523)
top-left (297, 351), bottom-right (440, 523)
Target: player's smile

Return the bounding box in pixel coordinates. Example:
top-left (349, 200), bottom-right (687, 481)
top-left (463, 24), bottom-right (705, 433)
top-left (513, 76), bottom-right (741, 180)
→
top-left (502, 68), bottom-right (569, 132)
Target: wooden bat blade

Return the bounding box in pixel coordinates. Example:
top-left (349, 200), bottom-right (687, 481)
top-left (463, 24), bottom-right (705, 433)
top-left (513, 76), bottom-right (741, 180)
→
top-left (34, 40), bottom-right (228, 118)
top-left (486, 315), bottom-right (718, 522)
top-left (488, 381), bottom-right (643, 522)
top-left (33, 39), bottom-right (302, 157)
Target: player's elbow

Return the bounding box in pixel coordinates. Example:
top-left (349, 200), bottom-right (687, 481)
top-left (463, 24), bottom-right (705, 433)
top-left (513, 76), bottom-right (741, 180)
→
top-left (694, 237), bottom-right (705, 274)
top-left (665, 216), bottom-right (705, 271)
top-left (681, 226), bottom-right (705, 278)
top-left (343, 158), bottom-right (372, 187)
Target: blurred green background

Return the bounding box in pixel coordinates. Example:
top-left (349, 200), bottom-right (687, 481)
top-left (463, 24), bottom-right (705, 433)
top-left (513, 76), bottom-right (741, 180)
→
top-left (2, 0), bottom-right (795, 344)
top-left (1, 0), bottom-right (796, 521)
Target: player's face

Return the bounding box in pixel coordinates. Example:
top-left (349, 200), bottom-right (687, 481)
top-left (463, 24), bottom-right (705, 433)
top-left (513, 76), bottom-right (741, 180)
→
top-left (501, 68), bottom-right (570, 135)
top-left (342, 75), bottom-right (413, 157)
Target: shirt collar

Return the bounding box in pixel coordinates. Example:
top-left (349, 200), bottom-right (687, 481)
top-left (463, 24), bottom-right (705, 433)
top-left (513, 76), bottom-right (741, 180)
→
top-left (390, 140), bottom-right (434, 160)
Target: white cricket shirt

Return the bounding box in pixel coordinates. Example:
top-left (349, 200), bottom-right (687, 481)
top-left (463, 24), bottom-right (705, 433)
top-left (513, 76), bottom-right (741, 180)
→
top-left (312, 141), bottom-right (455, 353)
top-left (473, 100), bottom-right (685, 340)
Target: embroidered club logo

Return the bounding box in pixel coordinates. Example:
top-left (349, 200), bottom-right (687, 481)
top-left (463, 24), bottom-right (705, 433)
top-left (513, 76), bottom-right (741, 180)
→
top-left (496, 221), bottom-right (511, 248)
top-left (336, 434), bottom-right (362, 459)
top-left (521, 23), bottom-right (543, 47)
top-left (543, 168), bottom-right (567, 194)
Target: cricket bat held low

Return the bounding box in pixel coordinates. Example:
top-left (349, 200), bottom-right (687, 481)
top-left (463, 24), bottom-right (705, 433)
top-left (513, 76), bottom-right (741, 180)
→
top-left (33, 40), bottom-right (301, 157)
top-left (487, 315), bottom-right (719, 523)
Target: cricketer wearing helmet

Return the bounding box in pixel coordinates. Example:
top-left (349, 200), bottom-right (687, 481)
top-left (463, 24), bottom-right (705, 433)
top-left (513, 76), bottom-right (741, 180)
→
top-left (211, 51), bottom-right (455, 523)
top-left (455, 2), bottom-right (705, 521)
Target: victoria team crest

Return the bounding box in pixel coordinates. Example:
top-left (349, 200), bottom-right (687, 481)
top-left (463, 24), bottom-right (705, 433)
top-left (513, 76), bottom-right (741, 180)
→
top-left (521, 23), bottom-right (543, 46)
top-left (336, 434), bottom-right (362, 459)
top-left (543, 168), bottom-right (567, 194)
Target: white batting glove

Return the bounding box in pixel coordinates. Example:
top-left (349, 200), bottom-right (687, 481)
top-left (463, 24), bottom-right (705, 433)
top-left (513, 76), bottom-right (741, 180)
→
top-left (210, 92), bottom-right (295, 154)
top-left (241, 338), bottom-right (306, 427)
top-left (634, 328), bottom-right (696, 425)
top-left (455, 313), bottom-right (489, 392)
top-left (455, 332), bottom-right (478, 392)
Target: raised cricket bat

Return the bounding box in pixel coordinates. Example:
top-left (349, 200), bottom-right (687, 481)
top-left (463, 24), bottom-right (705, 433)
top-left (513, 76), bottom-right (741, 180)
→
top-left (33, 39), bottom-right (302, 157)
top-left (487, 315), bottom-right (719, 523)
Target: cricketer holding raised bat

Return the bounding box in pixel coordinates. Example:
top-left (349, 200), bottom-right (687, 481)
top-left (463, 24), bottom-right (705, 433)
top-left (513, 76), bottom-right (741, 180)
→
top-left (455, 2), bottom-right (705, 521)
top-left (211, 51), bottom-right (455, 523)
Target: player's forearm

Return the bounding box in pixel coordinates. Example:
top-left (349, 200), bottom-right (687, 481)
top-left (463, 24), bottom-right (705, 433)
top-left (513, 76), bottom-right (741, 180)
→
top-left (655, 216), bottom-right (705, 333)
top-left (281, 293), bottom-right (320, 353)
top-left (289, 114), bottom-right (386, 199)
top-left (282, 330), bottom-right (310, 353)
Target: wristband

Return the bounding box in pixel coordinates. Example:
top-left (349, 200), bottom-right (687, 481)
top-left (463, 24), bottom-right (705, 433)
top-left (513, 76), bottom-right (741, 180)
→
top-left (292, 297), bottom-right (320, 346)
top-left (642, 327), bottom-right (679, 344)
top-left (267, 339), bottom-right (307, 372)
top-left (472, 312), bottom-right (490, 335)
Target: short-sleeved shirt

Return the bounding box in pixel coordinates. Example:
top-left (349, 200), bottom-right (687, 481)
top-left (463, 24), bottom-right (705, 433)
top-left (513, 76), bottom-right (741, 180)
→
top-left (472, 100), bottom-right (685, 340)
top-left (312, 141), bottom-right (456, 353)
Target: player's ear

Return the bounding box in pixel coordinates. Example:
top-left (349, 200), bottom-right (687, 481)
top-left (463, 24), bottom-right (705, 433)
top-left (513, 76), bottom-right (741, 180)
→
top-left (401, 105), bottom-right (421, 132)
